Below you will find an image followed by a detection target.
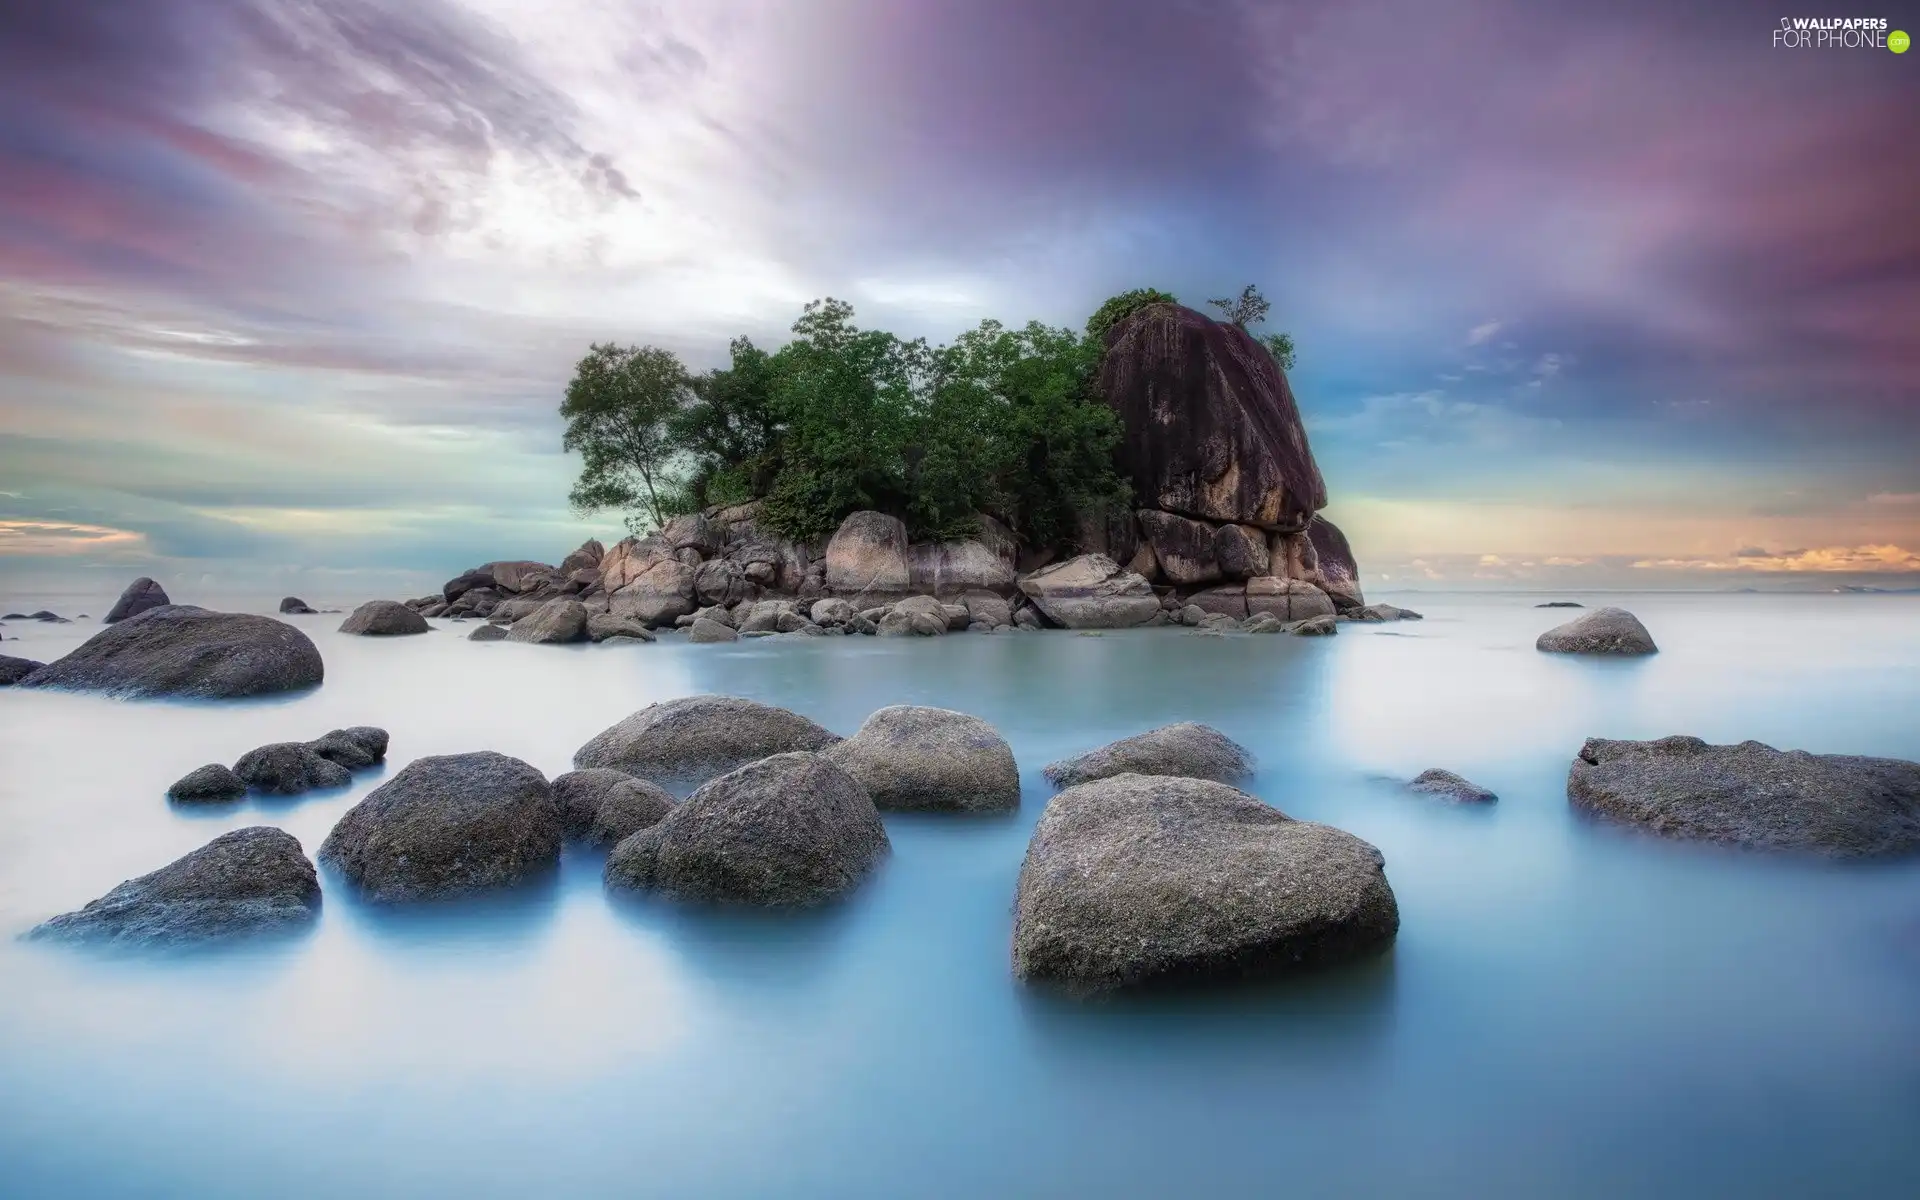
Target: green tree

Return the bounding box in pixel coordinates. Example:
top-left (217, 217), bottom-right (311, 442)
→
top-left (1260, 331), bottom-right (1297, 372)
top-left (560, 342), bottom-right (692, 533)
top-left (1085, 287), bottom-right (1178, 345)
top-left (671, 337), bottom-right (783, 509)
top-left (1208, 284), bottom-right (1298, 373)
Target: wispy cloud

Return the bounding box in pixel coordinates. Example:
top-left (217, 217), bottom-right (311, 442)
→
top-left (1632, 545), bottom-right (1920, 573)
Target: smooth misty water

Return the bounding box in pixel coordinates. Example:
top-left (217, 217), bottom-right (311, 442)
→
top-left (2, 593), bottom-right (1918, 1199)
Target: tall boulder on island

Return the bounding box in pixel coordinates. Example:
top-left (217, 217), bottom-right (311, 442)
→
top-left (104, 577), bottom-right (170, 623)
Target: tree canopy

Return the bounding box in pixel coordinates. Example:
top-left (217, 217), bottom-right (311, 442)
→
top-left (561, 285), bottom-right (1294, 543)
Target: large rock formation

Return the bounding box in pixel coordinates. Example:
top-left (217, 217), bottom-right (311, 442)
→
top-left (1568, 736), bottom-right (1920, 857)
top-left (1017, 555), bottom-right (1160, 628)
top-left (604, 751), bottom-right (889, 906)
top-left (104, 577), bottom-right (170, 624)
top-left (1098, 302), bottom-right (1326, 531)
top-left (319, 752), bottom-right (562, 902)
top-left (28, 827), bottom-right (322, 947)
top-left (18, 607), bottom-right (323, 699)
top-left (572, 695), bottom-right (842, 787)
top-left (1012, 774), bottom-right (1399, 992)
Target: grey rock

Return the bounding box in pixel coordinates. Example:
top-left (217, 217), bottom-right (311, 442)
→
top-left (688, 617), bottom-right (739, 643)
top-left (824, 705), bottom-right (1020, 812)
top-left (586, 612), bottom-right (656, 643)
top-left (1012, 608), bottom-right (1042, 630)
top-left (940, 603), bottom-right (970, 631)
top-left (1246, 576), bottom-right (1335, 622)
top-left (604, 752), bottom-right (889, 906)
top-left (0, 654), bottom-right (44, 685)
top-left (959, 590), bottom-right (1012, 628)
top-left (810, 597), bottom-right (855, 626)
top-left (167, 763), bottom-right (248, 804)
top-left (319, 752), bottom-right (561, 902)
top-left (307, 726), bottom-right (388, 770)
top-left (28, 827), bottom-right (321, 947)
top-left (504, 598), bottom-right (588, 644)
top-left (1536, 601), bottom-right (1584, 608)
top-left (1044, 722), bottom-right (1254, 788)
top-left (488, 597), bottom-right (546, 625)
top-left (572, 694), bottom-right (842, 787)
top-left (468, 623), bottom-right (508, 642)
top-left (1243, 612), bottom-right (1286, 634)
top-left (104, 577), bottom-right (171, 624)
top-left (19, 606), bottom-right (323, 699)
top-left (550, 768), bottom-right (675, 847)
top-left (1018, 554), bottom-right (1160, 629)
top-left (824, 510), bottom-right (912, 595)
top-left (1012, 774), bottom-right (1399, 992)
top-left (905, 538), bottom-right (1017, 596)
top-left (234, 742), bottom-right (353, 795)
top-left (1537, 606), bottom-right (1656, 655)
top-left (1292, 614), bottom-right (1338, 636)
top-left (340, 600), bottom-right (431, 636)
top-left (1408, 768), bottom-right (1497, 804)
top-left (1212, 524), bottom-right (1271, 580)
top-left (1568, 736), bottom-right (1920, 857)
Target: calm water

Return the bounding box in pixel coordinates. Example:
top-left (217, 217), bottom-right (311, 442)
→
top-left (1, 593), bottom-right (1917, 1199)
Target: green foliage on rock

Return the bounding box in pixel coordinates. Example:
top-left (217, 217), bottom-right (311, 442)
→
top-left (1085, 287), bottom-right (1178, 346)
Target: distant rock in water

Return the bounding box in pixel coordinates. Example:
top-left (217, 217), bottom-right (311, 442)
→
top-left (551, 768), bottom-right (674, 847)
top-left (233, 742), bottom-right (353, 795)
top-left (0, 654), bottom-right (44, 685)
top-left (1568, 736), bottom-right (1920, 858)
top-left (30, 610), bottom-right (70, 623)
top-left (320, 752), bottom-right (561, 902)
top-left (166, 763), bottom-right (248, 804)
top-left (1012, 774), bottom-right (1399, 992)
top-left (339, 600), bottom-right (430, 636)
top-left (17, 606), bottom-right (323, 699)
top-left (824, 705), bottom-right (1021, 812)
top-left (1537, 607), bottom-right (1657, 655)
top-left (279, 597), bottom-right (317, 614)
top-left (1536, 601), bottom-right (1584, 608)
top-left (28, 827), bottom-right (322, 947)
top-left (604, 752), bottom-right (889, 907)
top-left (1044, 722), bottom-right (1254, 788)
top-left (573, 695), bottom-right (842, 788)
top-left (1407, 768), bottom-right (1498, 804)
top-left (104, 577), bottom-right (170, 624)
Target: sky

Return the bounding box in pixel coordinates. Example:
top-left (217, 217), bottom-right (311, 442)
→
top-left (2, 0), bottom-right (1917, 600)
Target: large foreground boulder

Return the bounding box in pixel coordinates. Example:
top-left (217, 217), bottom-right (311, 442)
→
top-left (28, 827), bottom-right (321, 947)
top-left (0, 654), bottom-right (44, 685)
top-left (825, 511), bottom-right (911, 596)
top-left (1568, 736), bottom-right (1920, 858)
top-left (604, 752), bottom-right (889, 906)
top-left (1045, 722), bottom-right (1254, 788)
top-left (1537, 607), bottom-right (1657, 655)
top-left (573, 695), bottom-right (842, 786)
top-left (1018, 555), bottom-right (1160, 629)
top-left (1012, 774), bottom-right (1399, 992)
top-left (233, 742), bottom-right (352, 795)
top-left (551, 768), bottom-right (675, 847)
top-left (1098, 302), bottom-right (1327, 529)
top-left (319, 752), bottom-right (561, 902)
top-left (824, 705), bottom-right (1020, 812)
top-left (18, 607), bottom-right (323, 699)
top-left (104, 577), bottom-right (170, 624)
top-left (339, 600), bottom-right (430, 636)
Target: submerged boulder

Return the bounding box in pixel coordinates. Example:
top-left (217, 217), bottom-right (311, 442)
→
top-left (166, 763), bottom-right (248, 804)
top-left (824, 705), bottom-right (1020, 812)
top-left (825, 510), bottom-right (912, 596)
top-left (551, 768), bottom-right (675, 847)
top-left (1018, 555), bottom-right (1160, 629)
top-left (104, 577), bottom-right (170, 624)
top-left (1408, 768), bottom-right (1497, 804)
top-left (1045, 722), bottom-right (1255, 788)
top-left (0, 654), bottom-right (44, 685)
top-left (233, 742), bottom-right (353, 795)
top-left (1098, 303), bottom-right (1327, 530)
top-left (319, 752), bottom-right (561, 902)
top-left (586, 612), bottom-right (656, 643)
top-left (1537, 607), bottom-right (1657, 655)
top-left (28, 827), bottom-right (322, 947)
top-left (604, 752), bottom-right (889, 906)
top-left (1568, 736), bottom-right (1920, 858)
top-left (18, 607), bottom-right (323, 699)
top-left (572, 695), bottom-right (842, 787)
top-left (339, 600), bottom-right (430, 637)
top-left (1012, 774), bottom-right (1399, 992)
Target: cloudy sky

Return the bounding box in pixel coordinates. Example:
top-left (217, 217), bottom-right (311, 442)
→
top-left (2, 0), bottom-right (1916, 600)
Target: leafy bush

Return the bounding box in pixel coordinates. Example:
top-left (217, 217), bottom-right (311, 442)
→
top-left (1084, 287), bottom-right (1178, 346)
